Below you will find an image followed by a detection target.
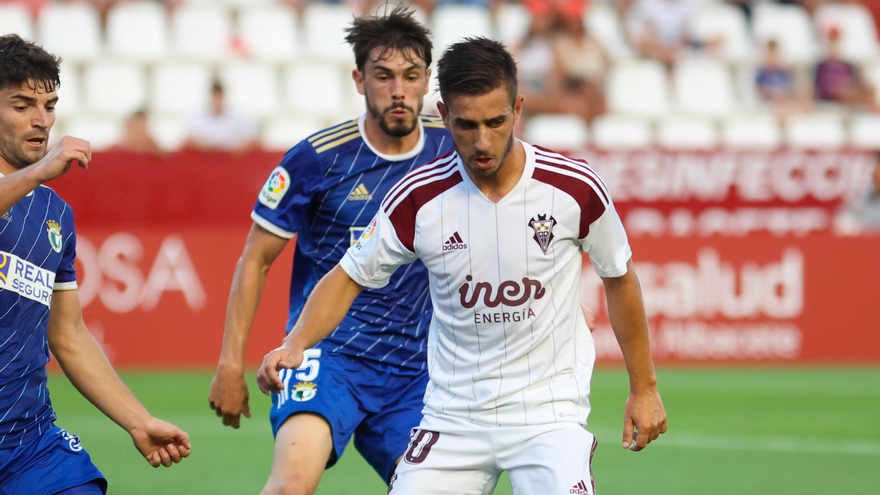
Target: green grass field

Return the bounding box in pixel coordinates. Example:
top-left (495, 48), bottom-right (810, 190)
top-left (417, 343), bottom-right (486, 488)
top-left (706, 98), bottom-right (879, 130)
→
top-left (48, 367), bottom-right (880, 495)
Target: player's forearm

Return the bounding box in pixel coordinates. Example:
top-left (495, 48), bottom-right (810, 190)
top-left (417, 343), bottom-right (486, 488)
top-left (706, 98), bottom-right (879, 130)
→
top-left (51, 320), bottom-right (153, 433)
top-left (603, 260), bottom-right (658, 393)
top-left (0, 166), bottom-right (43, 216)
top-left (218, 255), bottom-right (272, 371)
top-left (283, 264), bottom-right (363, 351)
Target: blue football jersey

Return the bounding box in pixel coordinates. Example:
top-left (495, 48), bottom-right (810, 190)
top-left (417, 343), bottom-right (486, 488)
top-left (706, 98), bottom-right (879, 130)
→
top-left (0, 180), bottom-right (78, 451)
top-left (252, 115), bottom-right (453, 372)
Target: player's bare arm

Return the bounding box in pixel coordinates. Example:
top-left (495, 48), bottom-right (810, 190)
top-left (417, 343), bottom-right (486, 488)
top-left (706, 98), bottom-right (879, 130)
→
top-left (602, 259), bottom-right (668, 452)
top-left (48, 289), bottom-right (192, 468)
top-left (257, 265), bottom-right (364, 395)
top-left (0, 136), bottom-right (90, 217)
top-left (210, 223), bottom-right (289, 428)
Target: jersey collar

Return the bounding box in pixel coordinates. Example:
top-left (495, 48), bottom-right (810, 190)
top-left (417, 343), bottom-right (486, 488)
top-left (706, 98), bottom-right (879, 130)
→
top-left (357, 113), bottom-right (426, 162)
top-left (457, 139), bottom-right (536, 204)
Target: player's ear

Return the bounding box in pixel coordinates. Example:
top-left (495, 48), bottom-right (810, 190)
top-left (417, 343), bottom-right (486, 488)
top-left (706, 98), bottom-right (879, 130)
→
top-left (424, 68), bottom-right (432, 96)
top-left (512, 95), bottom-right (525, 127)
top-left (352, 69), bottom-right (366, 96)
top-left (437, 101), bottom-right (448, 126)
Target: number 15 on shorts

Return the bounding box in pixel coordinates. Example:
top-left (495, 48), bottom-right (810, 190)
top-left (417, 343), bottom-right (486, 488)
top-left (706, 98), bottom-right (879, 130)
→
top-left (275, 349), bottom-right (321, 407)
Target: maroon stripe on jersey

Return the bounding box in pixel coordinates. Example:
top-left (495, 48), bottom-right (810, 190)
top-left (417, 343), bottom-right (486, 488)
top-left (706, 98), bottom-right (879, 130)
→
top-left (589, 436), bottom-right (598, 494)
top-left (388, 171), bottom-right (463, 251)
top-left (382, 152), bottom-right (456, 210)
top-left (533, 165), bottom-right (607, 239)
top-left (534, 155), bottom-right (610, 205)
top-left (534, 147), bottom-right (610, 198)
top-left (383, 160), bottom-right (459, 214)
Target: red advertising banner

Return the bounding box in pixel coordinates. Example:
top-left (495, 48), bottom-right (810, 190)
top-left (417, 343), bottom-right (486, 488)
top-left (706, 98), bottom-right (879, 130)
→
top-left (47, 150), bottom-right (880, 367)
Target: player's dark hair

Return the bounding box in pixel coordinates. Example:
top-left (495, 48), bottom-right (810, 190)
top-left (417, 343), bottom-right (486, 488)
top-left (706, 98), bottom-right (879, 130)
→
top-left (437, 37), bottom-right (518, 106)
top-left (344, 4), bottom-right (433, 71)
top-left (0, 34), bottom-right (61, 92)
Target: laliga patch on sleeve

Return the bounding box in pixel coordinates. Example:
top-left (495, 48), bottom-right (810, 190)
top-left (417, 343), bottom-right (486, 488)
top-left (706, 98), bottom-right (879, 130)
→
top-left (351, 218), bottom-right (378, 254)
top-left (258, 166), bottom-right (291, 210)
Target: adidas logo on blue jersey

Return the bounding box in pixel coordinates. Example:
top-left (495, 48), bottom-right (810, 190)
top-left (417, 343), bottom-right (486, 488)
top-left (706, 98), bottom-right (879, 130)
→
top-left (348, 184), bottom-right (373, 201)
top-left (443, 232), bottom-right (467, 251)
top-left (1, 211), bottom-right (10, 222)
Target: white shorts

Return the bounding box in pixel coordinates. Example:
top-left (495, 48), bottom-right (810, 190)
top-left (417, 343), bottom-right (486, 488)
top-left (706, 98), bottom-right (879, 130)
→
top-left (388, 414), bottom-right (598, 495)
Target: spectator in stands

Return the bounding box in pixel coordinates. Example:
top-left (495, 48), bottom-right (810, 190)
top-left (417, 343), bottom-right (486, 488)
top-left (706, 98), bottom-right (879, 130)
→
top-left (836, 160), bottom-right (880, 234)
top-left (756, 39), bottom-right (810, 117)
top-left (551, 10), bottom-right (610, 122)
top-left (813, 27), bottom-right (877, 110)
top-left (182, 81), bottom-right (258, 154)
top-left (112, 109), bottom-right (163, 155)
top-left (513, 6), bottom-right (558, 116)
top-left (627, 0), bottom-right (694, 68)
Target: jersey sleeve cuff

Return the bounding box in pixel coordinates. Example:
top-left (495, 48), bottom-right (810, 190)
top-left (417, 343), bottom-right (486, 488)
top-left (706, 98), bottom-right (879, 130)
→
top-left (251, 211), bottom-right (296, 239)
top-left (592, 245), bottom-right (633, 279)
top-left (53, 281), bottom-right (78, 291)
top-left (339, 252), bottom-right (389, 290)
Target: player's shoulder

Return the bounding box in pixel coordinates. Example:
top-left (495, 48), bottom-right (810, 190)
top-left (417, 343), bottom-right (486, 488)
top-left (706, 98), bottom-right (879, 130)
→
top-left (303, 118), bottom-right (362, 156)
top-left (381, 150), bottom-right (459, 212)
top-left (529, 142), bottom-right (610, 204)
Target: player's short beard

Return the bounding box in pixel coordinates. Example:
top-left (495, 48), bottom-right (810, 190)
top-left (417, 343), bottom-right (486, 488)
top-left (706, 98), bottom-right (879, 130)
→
top-left (0, 130), bottom-right (44, 170)
top-left (364, 87), bottom-right (421, 138)
top-left (459, 130), bottom-right (515, 179)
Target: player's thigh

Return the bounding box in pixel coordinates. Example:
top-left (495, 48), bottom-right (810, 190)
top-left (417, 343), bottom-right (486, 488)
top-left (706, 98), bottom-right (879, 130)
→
top-left (389, 419), bottom-right (499, 495)
top-left (504, 425), bottom-right (598, 495)
top-left (261, 413), bottom-right (334, 495)
top-left (354, 371), bottom-right (429, 483)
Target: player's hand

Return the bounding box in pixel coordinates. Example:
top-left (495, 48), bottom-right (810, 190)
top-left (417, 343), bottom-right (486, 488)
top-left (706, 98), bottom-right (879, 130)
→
top-left (209, 365), bottom-right (252, 429)
top-left (129, 417), bottom-right (192, 468)
top-left (31, 136), bottom-right (91, 184)
top-left (622, 387), bottom-right (667, 452)
top-left (257, 344), bottom-right (305, 396)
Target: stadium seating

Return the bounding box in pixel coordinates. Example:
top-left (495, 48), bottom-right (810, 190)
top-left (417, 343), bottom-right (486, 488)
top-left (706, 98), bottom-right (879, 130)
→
top-left (815, 3), bottom-right (880, 63)
top-left (55, 63), bottom-right (81, 118)
top-left (237, 5), bottom-right (300, 62)
top-left (673, 58), bottom-right (736, 118)
top-left (149, 116), bottom-right (189, 152)
top-left (657, 116), bottom-right (718, 150)
top-left (606, 60), bottom-right (669, 117)
top-left (585, 4), bottom-right (634, 60)
top-left (149, 63), bottom-right (213, 118)
top-left (0, 2), bottom-right (33, 41)
top-left (690, 3), bottom-right (753, 64)
top-left (752, 3), bottom-right (819, 65)
top-left (283, 63), bottom-right (347, 121)
top-left (220, 62), bottom-right (281, 120)
top-left (106, 2), bottom-right (168, 62)
top-left (591, 115), bottom-right (653, 150)
top-left (848, 112), bottom-right (880, 149)
top-left (261, 117), bottom-right (323, 152)
top-left (171, 4), bottom-right (233, 61)
top-left (523, 114), bottom-right (590, 150)
top-left (432, 5), bottom-right (494, 52)
top-left (37, 2), bottom-right (102, 61)
top-left (495, 2), bottom-right (531, 48)
top-left (64, 115), bottom-right (123, 151)
top-left (721, 113), bottom-right (782, 150)
top-left (785, 113), bottom-right (847, 150)
top-left (302, 3), bottom-right (356, 64)
top-left (82, 62), bottom-right (147, 118)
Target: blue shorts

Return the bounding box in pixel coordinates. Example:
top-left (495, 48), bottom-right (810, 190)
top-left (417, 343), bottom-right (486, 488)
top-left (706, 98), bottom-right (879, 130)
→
top-left (0, 425), bottom-right (106, 495)
top-left (270, 349), bottom-right (428, 483)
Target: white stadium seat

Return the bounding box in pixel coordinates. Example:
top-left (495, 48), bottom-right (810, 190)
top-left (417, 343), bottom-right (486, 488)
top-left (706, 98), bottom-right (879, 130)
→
top-left (606, 60), bottom-right (669, 117)
top-left (217, 0), bottom-right (275, 6)
top-left (106, 2), bottom-right (168, 62)
top-left (815, 3), bottom-right (880, 63)
top-left (149, 63), bottom-right (213, 118)
top-left (523, 114), bottom-right (590, 150)
top-left (283, 64), bottom-right (346, 120)
top-left (752, 3), bottom-right (819, 65)
top-left (219, 62), bottom-right (280, 120)
top-left (432, 5), bottom-right (493, 52)
top-left (64, 116), bottom-right (123, 151)
top-left (591, 115), bottom-right (653, 150)
top-left (864, 61), bottom-right (880, 107)
top-left (261, 118), bottom-right (323, 152)
top-left (722, 113), bottom-right (782, 150)
top-left (785, 113), bottom-right (846, 150)
top-left (673, 57), bottom-right (735, 118)
top-left (237, 5), bottom-right (299, 62)
top-left (171, 4), bottom-right (232, 61)
top-left (690, 3), bottom-right (753, 64)
top-left (495, 3), bottom-right (531, 48)
top-left (38, 2), bottom-right (102, 61)
top-left (148, 116), bottom-right (188, 152)
top-left (657, 116), bottom-right (718, 150)
top-left (82, 62), bottom-right (147, 118)
top-left (54, 63), bottom-right (81, 118)
top-left (302, 4), bottom-right (356, 64)
top-left (586, 4), bottom-right (634, 59)
top-left (849, 113), bottom-right (880, 150)
top-left (0, 3), bottom-right (34, 40)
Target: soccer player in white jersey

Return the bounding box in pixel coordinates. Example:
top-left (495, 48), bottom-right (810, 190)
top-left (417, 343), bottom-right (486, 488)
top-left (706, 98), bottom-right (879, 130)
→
top-left (257, 38), bottom-right (667, 494)
top-left (0, 35), bottom-right (190, 495)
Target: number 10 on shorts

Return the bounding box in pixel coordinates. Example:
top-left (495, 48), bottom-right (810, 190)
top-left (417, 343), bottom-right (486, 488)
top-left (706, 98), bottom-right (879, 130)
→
top-left (403, 429), bottom-right (440, 465)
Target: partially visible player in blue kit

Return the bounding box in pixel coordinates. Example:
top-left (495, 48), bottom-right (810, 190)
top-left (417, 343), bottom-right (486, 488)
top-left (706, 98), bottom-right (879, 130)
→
top-left (207, 6), bottom-right (452, 495)
top-left (0, 35), bottom-right (191, 495)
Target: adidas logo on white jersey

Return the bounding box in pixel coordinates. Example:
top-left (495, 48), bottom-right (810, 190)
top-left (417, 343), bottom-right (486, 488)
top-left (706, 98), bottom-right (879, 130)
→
top-left (443, 232), bottom-right (467, 251)
top-left (348, 184), bottom-right (373, 201)
top-left (570, 480), bottom-right (591, 495)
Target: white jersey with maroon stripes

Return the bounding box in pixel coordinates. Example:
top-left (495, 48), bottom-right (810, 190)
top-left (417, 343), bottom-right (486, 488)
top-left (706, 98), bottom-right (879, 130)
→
top-left (340, 140), bottom-right (631, 427)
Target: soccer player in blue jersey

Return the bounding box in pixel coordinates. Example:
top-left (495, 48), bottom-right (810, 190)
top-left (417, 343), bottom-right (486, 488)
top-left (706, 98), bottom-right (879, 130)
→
top-left (0, 35), bottom-right (191, 495)
top-left (208, 6), bottom-right (452, 495)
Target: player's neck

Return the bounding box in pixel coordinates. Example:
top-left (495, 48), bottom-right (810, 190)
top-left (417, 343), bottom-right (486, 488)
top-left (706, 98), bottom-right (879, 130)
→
top-left (468, 140), bottom-right (526, 203)
top-left (363, 116), bottom-right (421, 156)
